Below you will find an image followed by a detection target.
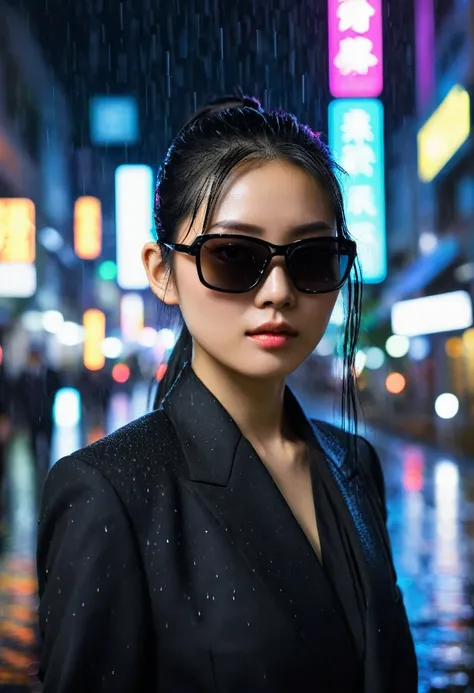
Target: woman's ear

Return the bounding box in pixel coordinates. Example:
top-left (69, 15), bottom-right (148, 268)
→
top-left (142, 242), bottom-right (179, 305)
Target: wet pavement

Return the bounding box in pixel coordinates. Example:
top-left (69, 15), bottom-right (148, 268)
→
top-left (373, 433), bottom-right (474, 691)
top-left (0, 388), bottom-right (473, 691)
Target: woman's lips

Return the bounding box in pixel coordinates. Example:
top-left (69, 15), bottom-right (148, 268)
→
top-left (246, 332), bottom-right (295, 348)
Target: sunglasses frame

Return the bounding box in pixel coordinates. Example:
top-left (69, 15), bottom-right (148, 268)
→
top-left (163, 233), bottom-right (357, 294)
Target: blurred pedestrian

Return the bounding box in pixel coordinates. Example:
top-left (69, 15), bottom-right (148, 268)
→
top-left (0, 363), bottom-right (12, 536)
top-left (16, 347), bottom-right (61, 505)
top-left (77, 367), bottom-right (112, 436)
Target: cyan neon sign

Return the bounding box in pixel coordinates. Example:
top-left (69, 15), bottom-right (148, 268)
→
top-left (329, 98), bottom-right (386, 284)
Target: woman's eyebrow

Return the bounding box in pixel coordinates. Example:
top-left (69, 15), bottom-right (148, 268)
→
top-left (207, 220), bottom-right (334, 237)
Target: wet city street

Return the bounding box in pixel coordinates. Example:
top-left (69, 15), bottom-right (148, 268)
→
top-left (2, 0), bottom-right (474, 689)
top-left (0, 389), bottom-right (473, 691)
top-left (0, 388), bottom-right (147, 690)
top-left (372, 431), bottom-right (474, 691)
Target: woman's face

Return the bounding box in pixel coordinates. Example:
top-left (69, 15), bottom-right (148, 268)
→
top-left (148, 159), bottom-right (340, 382)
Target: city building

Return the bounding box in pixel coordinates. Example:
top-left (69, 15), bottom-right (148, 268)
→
top-left (366, 0), bottom-right (474, 451)
top-left (0, 0), bottom-right (75, 331)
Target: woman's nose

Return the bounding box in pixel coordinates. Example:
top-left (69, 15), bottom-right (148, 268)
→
top-left (253, 261), bottom-right (296, 309)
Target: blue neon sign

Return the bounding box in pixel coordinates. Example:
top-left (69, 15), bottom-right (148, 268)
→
top-left (329, 98), bottom-right (386, 283)
top-left (90, 96), bottom-right (139, 145)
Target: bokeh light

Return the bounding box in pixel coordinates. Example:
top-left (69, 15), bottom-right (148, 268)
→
top-left (53, 388), bottom-right (81, 427)
top-left (385, 372), bottom-right (406, 394)
top-left (156, 363), bottom-right (168, 381)
top-left (385, 335), bottom-right (410, 358)
top-left (102, 337), bottom-right (123, 359)
top-left (462, 328), bottom-right (474, 351)
top-left (435, 393), bottom-right (459, 419)
top-left (21, 310), bottom-right (43, 332)
top-left (58, 322), bottom-right (84, 347)
top-left (98, 260), bottom-right (118, 281)
top-left (112, 363), bottom-right (131, 383)
top-left (138, 327), bottom-right (158, 348)
top-left (354, 350), bottom-right (367, 376)
top-left (409, 336), bottom-right (430, 361)
top-left (42, 310), bottom-right (64, 334)
top-left (445, 337), bottom-right (463, 359)
top-left (365, 346), bottom-right (385, 370)
top-left (157, 329), bottom-right (177, 350)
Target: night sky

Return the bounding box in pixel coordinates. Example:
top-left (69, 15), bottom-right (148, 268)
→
top-left (15, 0), bottom-right (416, 165)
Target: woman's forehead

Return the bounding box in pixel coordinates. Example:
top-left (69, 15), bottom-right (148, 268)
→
top-left (178, 159), bottom-right (335, 242)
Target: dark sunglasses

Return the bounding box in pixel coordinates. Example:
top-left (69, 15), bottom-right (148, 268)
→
top-left (163, 233), bottom-right (357, 294)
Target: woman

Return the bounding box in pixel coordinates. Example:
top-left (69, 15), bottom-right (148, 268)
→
top-left (37, 95), bottom-right (418, 692)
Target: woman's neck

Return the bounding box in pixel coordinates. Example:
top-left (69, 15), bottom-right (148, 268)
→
top-left (191, 352), bottom-right (291, 454)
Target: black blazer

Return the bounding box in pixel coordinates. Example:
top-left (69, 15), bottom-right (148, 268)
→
top-left (37, 365), bottom-right (417, 693)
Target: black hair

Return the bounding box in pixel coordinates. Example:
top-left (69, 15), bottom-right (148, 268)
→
top-left (151, 93), bottom-right (362, 436)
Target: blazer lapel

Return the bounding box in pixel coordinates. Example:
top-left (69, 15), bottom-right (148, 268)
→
top-left (310, 419), bottom-right (398, 693)
top-left (162, 365), bottom-right (358, 667)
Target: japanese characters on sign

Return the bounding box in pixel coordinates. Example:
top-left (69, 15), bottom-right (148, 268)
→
top-left (0, 198), bottom-right (36, 264)
top-left (329, 99), bottom-right (386, 283)
top-left (328, 0), bottom-right (383, 98)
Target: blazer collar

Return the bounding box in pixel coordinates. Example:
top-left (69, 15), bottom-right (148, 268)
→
top-left (161, 361), bottom-right (348, 485)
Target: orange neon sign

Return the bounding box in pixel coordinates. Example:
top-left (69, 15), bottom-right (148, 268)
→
top-left (0, 199), bottom-right (35, 264)
top-left (74, 196), bottom-right (102, 260)
top-left (83, 309), bottom-right (106, 371)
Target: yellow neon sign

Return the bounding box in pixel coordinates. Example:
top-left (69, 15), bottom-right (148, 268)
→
top-left (418, 84), bottom-right (470, 183)
top-left (83, 309), bottom-right (106, 371)
top-left (0, 198), bottom-right (35, 263)
top-left (74, 196), bottom-right (102, 260)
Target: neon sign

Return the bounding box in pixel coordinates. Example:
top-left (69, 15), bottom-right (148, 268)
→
top-left (329, 98), bottom-right (386, 283)
top-left (115, 165), bottom-right (154, 290)
top-left (328, 0), bottom-right (383, 98)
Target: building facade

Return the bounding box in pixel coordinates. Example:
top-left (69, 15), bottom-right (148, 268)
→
top-left (368, 0), bottom-right (474, 451)
top-left (0, 1), bottom-right (75, 325)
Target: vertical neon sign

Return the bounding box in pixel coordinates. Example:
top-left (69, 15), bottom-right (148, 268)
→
top-left (328, 0), bottom-right (383, 98)
top-left (115, 165), bottom-right (154, 290)
top-left (329, 99), bottom-right (386, 283)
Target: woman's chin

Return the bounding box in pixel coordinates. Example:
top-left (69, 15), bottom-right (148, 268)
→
top-left (230, 351), bottom-right (304, 381)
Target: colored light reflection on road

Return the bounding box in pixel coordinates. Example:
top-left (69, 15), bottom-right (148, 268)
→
top-left (434, 460), bottom-right (463, 621)
top-left (403, 448), bottom-right (424, 493)
top-left (0, 556), bottom-right (38, 687)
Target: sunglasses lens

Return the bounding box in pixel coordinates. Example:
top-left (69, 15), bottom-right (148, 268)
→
top-left (288, 239), bottom-right (350, 292)
top-left (200, 237), bottom-right (269, 292)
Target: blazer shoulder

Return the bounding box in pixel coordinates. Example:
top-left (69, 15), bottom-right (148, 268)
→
top-left (311, 418), bottom-right (378, 462)
top-left (311, 418), bottom-right (387, 515)
top-left (66, 409), bottom-right (181, 485)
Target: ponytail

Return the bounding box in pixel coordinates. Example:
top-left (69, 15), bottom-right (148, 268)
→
top-left (152, 324), bottom-right (193, 410)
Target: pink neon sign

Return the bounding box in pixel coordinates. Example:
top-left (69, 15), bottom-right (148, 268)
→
top-left (328, 0), bottom-right (383, 98)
